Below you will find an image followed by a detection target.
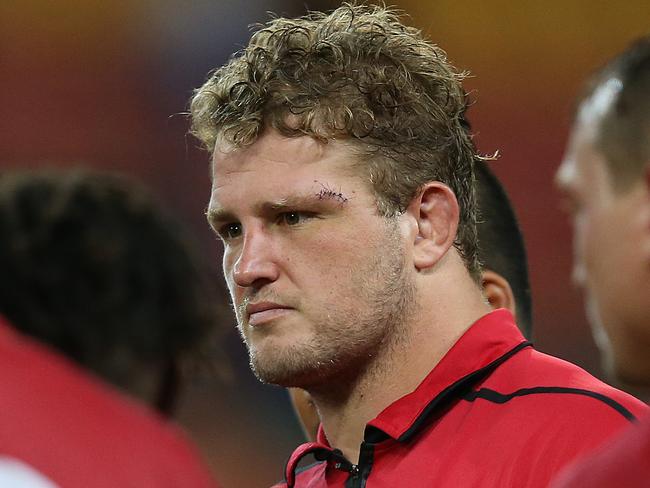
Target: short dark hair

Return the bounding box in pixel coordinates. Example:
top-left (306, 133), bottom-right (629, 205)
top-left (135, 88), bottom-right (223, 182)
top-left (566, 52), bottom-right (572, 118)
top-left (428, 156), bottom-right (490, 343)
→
top-left (475, 162), bottom-right (532, 338)
top-left (0, 169), bottom-right (222, 412)
top-left (580, 35), bottom-right (650, 193)
top-left (190, 3), bottom-right (482, 281)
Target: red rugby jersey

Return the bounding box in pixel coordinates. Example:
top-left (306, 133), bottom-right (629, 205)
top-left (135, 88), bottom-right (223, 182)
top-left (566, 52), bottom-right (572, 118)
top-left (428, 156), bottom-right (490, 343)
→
top-left (276, 309), bottom-right (648, 488)
top-left (0, 316), bottom-right (219, 488)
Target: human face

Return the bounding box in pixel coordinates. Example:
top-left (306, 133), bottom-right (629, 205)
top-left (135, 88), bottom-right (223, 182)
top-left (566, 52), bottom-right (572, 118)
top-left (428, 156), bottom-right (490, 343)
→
top-left (207, 131), bottom-right (416, 388)
top-left (556, 98), bottom-right (650, 383)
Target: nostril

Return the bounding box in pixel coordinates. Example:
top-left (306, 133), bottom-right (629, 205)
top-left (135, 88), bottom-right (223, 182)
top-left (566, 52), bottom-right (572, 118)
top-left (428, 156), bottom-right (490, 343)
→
top-left (232, 229), bottom-right (280, 286)
top-left (233, 255), bottom-right (280, 288)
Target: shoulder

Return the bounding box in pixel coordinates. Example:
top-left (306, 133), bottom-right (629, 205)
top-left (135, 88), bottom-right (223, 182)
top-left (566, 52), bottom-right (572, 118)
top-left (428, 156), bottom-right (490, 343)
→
top-left (468, 347), bottom-right (647, 469)
top-left (480, 346), bottom-right (648, 422)
top-left (463, 348), bottom-right (647, 486)
top-left (0, 321), bottom-right (217, 486)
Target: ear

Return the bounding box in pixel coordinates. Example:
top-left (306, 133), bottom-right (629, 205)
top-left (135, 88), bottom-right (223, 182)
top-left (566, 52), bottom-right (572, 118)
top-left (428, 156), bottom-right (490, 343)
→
top-left (482, 269), bottom-right (516, 315)
top-left (406, 182), bottom-right (459, 271)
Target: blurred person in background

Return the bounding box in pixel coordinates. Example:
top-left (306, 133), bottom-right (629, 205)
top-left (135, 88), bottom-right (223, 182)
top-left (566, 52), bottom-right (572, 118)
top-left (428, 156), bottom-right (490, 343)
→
top-left (290, 160), bottom-right (534, 441)
top-left (192, 4), bottom-right (646, 487)
top-left (0, 169), bottom-right (221, 487)
top-left (553, 36), bottom-right (650, 487)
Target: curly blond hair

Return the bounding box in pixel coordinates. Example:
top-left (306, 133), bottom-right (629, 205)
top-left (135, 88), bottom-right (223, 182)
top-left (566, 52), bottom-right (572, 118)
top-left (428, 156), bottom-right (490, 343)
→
top-left (190, 3), bottom-right (481, 280)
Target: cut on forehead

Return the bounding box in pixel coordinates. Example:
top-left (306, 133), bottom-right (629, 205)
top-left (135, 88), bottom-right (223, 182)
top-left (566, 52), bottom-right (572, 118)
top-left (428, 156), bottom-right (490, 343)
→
top-left (207, 133), bottom-right (375, 218)
top-left (208, 189), bottom-right (347, 223)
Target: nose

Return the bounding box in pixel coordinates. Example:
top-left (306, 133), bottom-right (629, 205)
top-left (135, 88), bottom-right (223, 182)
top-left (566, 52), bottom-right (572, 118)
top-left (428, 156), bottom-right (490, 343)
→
top-left (232, 227), bottom-right (280, 288)
top-left (571, 260), bottom-right (586, 288)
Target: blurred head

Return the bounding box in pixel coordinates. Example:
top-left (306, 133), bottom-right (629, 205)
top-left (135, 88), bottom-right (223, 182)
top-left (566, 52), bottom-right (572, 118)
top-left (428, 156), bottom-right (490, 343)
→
top-left (556, 36), bottom-right (650, 385)
top-left (475, 162), bottom-right (532, 339)
top-left (0, 169), bottom-right (222, 413)
top-left (290, 162), bottom-right (533, 441)
top-left (191, 3), bottom-right (482, 282)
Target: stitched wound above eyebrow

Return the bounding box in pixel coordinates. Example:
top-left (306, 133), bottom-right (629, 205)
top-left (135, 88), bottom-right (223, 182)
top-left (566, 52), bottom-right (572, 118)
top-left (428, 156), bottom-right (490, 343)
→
top-left (315, 181), bottom-right (349, 203)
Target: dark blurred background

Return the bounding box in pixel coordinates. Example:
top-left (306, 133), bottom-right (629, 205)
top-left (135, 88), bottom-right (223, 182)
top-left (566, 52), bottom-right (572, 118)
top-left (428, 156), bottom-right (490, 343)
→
top-left (1, 1), bottom-right (648, 486)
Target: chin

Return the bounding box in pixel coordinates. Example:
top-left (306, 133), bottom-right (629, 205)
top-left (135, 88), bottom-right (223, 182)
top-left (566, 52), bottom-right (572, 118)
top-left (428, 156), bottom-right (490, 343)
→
top-left (248, 350), bottom-right (318, 387)
top-left (250, 348), bottom-right (346, 389)
top-left (251, 363), bottom-right (315, 388)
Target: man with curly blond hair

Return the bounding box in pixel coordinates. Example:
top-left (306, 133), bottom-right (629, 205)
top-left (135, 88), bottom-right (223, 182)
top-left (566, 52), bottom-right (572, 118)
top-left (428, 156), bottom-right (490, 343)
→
top-left (192, 4), bottom-right (646, 487)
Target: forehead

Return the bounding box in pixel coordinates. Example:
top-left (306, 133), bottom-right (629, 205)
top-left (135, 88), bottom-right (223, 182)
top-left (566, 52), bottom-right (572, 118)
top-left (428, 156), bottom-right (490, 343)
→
top-left (558, 81), bottom-right (617, 187)
top-left (208, 132), bottom-right (376, 220)
top-left (211, 131), bottom-right (363, 188)
top-left (557, 114), bottom-right (615, 205)
top-left (215, 132), bottom-right (320, 171)
top-left (561, 77), bottom-right (623, 183)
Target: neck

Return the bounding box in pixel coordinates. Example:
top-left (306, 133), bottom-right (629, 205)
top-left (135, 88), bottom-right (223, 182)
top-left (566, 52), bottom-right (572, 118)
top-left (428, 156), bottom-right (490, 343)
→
top-left (309, 265), bottom-right (491, 463)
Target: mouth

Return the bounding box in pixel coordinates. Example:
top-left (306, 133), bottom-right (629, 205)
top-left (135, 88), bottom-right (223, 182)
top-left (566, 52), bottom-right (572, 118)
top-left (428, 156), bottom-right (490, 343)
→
top-left (246, 301), bottom-right (293, 326)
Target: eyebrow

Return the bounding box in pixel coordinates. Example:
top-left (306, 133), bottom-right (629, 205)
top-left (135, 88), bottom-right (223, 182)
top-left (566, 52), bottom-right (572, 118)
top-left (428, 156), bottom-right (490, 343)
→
top-left (206, 192), bottom-right (332, 226)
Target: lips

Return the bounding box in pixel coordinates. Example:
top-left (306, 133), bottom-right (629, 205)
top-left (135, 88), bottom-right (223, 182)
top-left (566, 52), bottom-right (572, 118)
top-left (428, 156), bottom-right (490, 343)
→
top-left (246, 301), bottom-right (293, 326)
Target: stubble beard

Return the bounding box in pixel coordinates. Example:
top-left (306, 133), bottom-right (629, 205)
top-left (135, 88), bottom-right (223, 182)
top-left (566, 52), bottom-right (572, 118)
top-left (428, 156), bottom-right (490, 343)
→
top-left (238, 222), bottom-right (418, 390)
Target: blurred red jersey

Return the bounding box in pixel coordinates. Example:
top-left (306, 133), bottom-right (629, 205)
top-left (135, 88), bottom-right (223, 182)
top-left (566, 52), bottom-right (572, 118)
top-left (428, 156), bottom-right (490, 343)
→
top-left (0, 316), bottom-right (219, 488)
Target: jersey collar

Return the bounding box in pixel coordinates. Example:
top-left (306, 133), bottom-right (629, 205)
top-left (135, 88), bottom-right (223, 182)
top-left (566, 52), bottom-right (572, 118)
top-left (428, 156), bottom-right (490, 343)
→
top-left (367, 308), bottom-right (531, 442)
top-left (287, 309), bottom-right (531, 486)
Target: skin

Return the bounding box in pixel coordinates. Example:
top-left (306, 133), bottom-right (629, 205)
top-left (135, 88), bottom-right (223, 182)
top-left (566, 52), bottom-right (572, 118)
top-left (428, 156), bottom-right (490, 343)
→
top-left (556, 84), bottom-right (650, 385)
top-left (289, 388), bottom-right (321, 441)
top-left (208, 129), bottom-right (491, 461)
top-left (208, 132), bottom-right (416, 389)
top-left (289, 269), bottom-right (519, 442)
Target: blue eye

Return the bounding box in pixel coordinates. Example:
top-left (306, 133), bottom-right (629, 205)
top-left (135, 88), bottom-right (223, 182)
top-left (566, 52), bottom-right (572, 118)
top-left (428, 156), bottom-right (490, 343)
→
top-left (283, 212), bottom-right (302, 225)
top-left (280, 211), bottom-right (316, 226)
top-left (220, 223), bottom-right (242, 239)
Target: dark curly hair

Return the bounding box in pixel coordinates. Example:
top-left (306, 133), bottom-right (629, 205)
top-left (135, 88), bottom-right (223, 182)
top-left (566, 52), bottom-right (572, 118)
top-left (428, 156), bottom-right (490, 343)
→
top-left (190, 3), bottom-right (482, 280)
top-left (0, 169), bottom-right (223, 413)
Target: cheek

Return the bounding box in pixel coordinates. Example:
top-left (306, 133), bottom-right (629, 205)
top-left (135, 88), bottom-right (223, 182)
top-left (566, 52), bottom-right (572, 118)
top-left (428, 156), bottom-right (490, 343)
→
top-left (308, 236), bottom-right (366, 274)
top-left (574, 214), bottom-right (588, 258)
top-left (285, 238), bottom-right (361, 299)
top-left (293, 227), bottom-right (355, 262)
top-left (221, 249), bottom-right (240, 299)
top-left (569, 212), bottom-right (589, 284)
top-left (573, 210), bottom-right (602, 270)
top-left (574, 208), bottom-right (622, 306)
top-left (584, 213), bottom-right (616, 266)
top-left (222, 247), bottom-right (234, 276)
